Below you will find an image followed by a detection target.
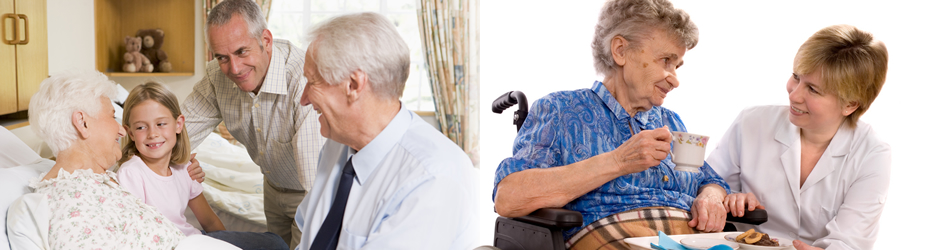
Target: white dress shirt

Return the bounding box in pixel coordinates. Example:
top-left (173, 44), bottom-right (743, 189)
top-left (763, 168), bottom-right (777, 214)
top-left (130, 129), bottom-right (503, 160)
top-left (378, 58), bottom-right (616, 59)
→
top-left (707, 105), bottom-right (891, 250)
top-left (295, 105), bottom-right (479, 250)
top-left (183, 39), bottom-right (325, 191)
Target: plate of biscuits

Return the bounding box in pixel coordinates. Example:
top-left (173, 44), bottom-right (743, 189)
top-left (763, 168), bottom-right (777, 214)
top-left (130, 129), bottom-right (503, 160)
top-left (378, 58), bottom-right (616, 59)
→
top-left (724, 229), bottom-right (793, 250)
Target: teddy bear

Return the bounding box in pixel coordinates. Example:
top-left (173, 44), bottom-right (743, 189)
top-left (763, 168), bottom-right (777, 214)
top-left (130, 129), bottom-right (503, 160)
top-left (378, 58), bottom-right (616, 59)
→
top-left (136, 29), bottom-right (172, 72)
top-left (123, 36), bottom-right (153, 73)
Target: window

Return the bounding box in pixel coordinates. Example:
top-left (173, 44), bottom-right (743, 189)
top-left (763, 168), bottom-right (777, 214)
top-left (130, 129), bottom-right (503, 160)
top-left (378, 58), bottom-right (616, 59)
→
top-left (268, 0), bottom-right (435, 112)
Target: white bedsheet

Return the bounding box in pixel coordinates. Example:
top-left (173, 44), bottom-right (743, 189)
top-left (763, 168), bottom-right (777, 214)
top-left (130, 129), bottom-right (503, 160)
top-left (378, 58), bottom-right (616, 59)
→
top-left (8, 193), bottom-right (239, 250)
top-left (190, 133), bottom-right (268, 231)
top-left (5, 126), bottom-right (270, 240)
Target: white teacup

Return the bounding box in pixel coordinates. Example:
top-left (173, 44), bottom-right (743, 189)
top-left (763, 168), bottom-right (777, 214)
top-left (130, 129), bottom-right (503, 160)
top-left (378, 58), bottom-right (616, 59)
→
top-left (670, 131), bottom-right (710, 172)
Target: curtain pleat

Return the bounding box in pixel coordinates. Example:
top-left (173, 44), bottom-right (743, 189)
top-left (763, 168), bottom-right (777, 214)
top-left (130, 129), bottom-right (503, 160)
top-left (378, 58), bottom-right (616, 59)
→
top-left (417, 0), bottom-right (474, 161)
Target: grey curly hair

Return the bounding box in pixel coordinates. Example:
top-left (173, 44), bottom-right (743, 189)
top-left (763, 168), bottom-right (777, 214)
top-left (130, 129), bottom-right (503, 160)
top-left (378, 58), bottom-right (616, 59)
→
top-left (592, 0), bottom-right (698, 77)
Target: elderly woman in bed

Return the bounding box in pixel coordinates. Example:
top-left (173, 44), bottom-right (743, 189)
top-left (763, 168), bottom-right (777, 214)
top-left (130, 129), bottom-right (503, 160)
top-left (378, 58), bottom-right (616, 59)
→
top-left (5, 70), bottom-right (228, 249)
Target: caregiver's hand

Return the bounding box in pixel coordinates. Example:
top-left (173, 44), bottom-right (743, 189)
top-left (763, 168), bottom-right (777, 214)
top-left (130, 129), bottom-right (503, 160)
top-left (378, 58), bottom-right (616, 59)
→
top-left (724, 192), bottom-right (765, 217)
top-left (793, 240), bottom-right (824, 250)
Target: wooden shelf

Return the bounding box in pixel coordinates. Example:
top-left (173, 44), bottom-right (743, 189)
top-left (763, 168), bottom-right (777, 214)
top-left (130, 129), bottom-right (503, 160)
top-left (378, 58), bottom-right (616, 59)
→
top-left (1, 120), bottom-right (29, 130)
top-left (0, 110), bottom-right (29, 129)
top-left (94, 0), bottom-right (195, 75)
top-left (105, 72), bottom-right (195, 77)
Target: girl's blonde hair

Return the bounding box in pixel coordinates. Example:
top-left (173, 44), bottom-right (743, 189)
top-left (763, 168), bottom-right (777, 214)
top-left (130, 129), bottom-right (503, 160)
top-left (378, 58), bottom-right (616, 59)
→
top-left (118, 82), bottom-right (191, 166)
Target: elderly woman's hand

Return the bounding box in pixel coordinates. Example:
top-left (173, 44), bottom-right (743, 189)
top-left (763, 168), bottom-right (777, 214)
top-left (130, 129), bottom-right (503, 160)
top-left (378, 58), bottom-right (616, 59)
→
top-left (724, 192), bottom-right (764, 217)
top-left (609, 127), bottom-right (673, 175)
top-left (688, 184), bottom-right (727, 232)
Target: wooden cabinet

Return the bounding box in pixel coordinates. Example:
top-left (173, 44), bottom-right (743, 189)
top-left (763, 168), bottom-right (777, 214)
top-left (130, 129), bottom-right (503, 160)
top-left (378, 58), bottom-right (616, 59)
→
top-left (1, 0), bottom-right (48, 115)
top-left (95, 0), bottom-right (195, 77)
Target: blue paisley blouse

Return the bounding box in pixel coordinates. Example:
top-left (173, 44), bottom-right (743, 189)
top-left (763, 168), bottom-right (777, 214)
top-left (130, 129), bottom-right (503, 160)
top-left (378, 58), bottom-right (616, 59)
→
top-left (493, 81), bottom-right (730, 239)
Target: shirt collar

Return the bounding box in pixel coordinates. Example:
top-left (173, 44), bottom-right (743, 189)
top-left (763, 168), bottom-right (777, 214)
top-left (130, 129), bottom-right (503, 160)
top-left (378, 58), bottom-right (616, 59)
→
top-left (592, 81), bottom-right (653, 126)
top-left (775, 114), bottom-right (853, 157)
top-left (349, 103), bottom-right (411, 185)
top-left (239, 41), bottom-right (288, 96)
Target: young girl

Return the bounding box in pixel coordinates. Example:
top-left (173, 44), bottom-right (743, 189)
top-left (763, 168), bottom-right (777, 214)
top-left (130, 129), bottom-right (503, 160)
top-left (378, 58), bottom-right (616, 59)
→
top-left (117, 82), bottom-right (288, 250)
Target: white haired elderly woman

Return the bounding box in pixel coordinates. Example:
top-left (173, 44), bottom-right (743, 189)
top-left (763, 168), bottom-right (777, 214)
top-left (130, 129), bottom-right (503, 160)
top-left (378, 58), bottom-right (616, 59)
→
top-left (493, 0), bottom-right (730, 249)
top-left (6, 70), bottom-right (233, 250)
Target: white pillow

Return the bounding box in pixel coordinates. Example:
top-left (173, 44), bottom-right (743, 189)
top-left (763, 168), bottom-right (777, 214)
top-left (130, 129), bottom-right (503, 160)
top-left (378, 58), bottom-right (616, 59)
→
top-left (5, 126), bottom-right (52, 160)
top-left (5, 193), bottom-right (48, 250)
top-left (1, 159), bottom-right (54, 250)
top-left (0, 127), bottom-right (41, 168)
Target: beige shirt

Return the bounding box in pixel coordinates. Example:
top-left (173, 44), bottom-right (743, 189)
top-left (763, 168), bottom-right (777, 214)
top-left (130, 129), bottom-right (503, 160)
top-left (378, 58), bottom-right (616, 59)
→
top-left (183, 39), bottom-right (325, 191)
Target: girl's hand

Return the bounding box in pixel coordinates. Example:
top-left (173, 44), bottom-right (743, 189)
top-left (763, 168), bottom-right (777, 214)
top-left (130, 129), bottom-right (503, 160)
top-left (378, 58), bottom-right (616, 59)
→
top-left (187, 153), bottom-right (205, 183)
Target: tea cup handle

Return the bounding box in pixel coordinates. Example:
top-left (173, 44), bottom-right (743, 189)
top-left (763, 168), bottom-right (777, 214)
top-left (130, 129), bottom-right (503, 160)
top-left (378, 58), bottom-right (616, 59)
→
top-left (667, 128), bottom-right (676, 161)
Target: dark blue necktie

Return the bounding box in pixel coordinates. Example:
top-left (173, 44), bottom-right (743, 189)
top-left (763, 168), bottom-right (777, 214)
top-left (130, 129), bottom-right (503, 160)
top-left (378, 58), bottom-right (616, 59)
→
top-left (310, 157), bottom-right (356, 250)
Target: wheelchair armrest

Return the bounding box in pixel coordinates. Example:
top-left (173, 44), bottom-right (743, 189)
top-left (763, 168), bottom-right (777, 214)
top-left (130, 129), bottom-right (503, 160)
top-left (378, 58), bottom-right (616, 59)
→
top-left (725, 208), bottom-right (768, 225)
top-left (512, 208), bottom-right (583, 228)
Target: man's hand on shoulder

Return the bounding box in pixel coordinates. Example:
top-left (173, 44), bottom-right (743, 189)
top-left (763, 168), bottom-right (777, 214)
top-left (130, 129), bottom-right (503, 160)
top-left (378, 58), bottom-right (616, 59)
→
top-left (187, 153), bottom-right (205, 183)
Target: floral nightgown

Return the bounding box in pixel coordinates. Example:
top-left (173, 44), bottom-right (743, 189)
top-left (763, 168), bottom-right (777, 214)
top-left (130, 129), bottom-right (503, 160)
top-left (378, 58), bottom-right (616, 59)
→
top-left (30, 168), bottom-right (186, 249)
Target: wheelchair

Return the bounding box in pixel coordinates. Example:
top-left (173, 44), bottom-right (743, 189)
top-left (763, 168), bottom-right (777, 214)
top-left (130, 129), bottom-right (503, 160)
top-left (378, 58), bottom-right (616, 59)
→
top-left (489, 91), bottom-right (768, 250)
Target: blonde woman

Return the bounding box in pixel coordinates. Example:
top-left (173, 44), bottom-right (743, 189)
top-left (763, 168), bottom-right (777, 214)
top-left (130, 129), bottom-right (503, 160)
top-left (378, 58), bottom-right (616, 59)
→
top-left (708, 24), bottom-right (890, 250)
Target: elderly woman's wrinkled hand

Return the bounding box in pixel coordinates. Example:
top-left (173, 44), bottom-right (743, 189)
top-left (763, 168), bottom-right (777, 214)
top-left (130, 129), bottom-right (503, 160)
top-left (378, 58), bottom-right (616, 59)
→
top-left (610, 127), bottom-right (672, 175)
top-left (688, 185), bottom-right (727, 232)
top-left (724, 192), bottom-right (764, 217)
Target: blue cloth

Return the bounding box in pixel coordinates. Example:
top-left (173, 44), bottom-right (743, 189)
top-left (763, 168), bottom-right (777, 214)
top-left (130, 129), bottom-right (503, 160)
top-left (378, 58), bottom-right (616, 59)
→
top-left (296, 105), bottom-right (478, 250)
top-left (653, 231), bottom-right (692, 250)
top-left (202, 230), bottom-right (289, 250)
top-left (493, 81), bottom-right (730, 240)
top-left (652, 231), bottom-right (734, 250)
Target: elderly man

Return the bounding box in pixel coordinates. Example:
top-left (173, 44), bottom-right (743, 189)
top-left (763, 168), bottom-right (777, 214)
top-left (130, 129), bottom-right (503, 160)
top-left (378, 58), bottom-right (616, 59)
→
top-left (294, 12), bottom-right (478, 250)
top-left (493, 0), bottom-right (729, 249)
top-left (182, 0), bottom-right (325, 248)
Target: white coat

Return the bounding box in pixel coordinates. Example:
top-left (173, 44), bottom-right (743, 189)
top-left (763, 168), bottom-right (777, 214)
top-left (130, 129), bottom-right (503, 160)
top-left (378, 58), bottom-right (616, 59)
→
top-left (707, 105), bottom-right (891, 250)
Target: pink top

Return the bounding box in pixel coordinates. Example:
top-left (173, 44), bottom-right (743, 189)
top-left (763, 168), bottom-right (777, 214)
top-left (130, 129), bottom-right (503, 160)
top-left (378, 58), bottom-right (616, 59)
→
top-left (117, 155), bottom-right (204, 236)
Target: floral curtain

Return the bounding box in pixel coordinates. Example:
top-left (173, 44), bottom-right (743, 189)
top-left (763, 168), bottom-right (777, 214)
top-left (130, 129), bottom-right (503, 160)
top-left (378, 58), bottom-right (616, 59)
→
top-left (204, 0), bottom-right (273, 61)
top-left (417, 0), bottom-right (479, 165)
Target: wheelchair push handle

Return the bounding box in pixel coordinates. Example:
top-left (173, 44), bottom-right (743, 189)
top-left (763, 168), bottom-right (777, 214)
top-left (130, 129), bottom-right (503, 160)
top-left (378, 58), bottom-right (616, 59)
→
top-left (725, 208), bottom-right (768, 225)
top-left (492, 91), bottom-right (528, 113)
top-left (492, 91), bottom-right (529, 132)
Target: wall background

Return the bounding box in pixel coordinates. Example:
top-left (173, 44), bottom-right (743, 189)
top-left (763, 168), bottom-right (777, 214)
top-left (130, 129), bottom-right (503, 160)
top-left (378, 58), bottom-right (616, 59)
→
top-left (47, 0), bottom-right (206, 102)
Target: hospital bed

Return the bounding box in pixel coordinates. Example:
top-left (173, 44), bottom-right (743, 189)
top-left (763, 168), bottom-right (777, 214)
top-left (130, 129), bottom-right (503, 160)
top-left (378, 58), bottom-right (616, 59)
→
top-left (1, 125), bottom-right (270, 250)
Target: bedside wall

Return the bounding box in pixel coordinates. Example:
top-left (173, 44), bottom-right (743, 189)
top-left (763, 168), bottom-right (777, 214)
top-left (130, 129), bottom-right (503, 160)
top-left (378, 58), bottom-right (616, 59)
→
top-left (47, 0), bottom-right (206, 102)
top-left (47, 0), bottom-right (94, 75)
top-left (44, 0), bottom-right (440, 131)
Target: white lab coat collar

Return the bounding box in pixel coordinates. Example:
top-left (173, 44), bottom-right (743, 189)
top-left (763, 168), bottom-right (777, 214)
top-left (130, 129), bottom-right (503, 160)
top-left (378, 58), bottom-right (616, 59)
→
top-left (775, 119), bottom-right (855, 204)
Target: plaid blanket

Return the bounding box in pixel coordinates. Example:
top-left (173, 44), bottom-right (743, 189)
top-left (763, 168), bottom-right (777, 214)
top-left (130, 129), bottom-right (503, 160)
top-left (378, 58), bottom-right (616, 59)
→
top-left (566, 206), bottom-right (700, 250)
